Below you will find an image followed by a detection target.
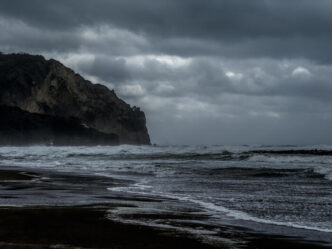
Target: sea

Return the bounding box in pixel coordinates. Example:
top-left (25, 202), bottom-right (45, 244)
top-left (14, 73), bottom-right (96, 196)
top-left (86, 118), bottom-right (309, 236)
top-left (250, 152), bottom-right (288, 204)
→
top-left (0, 144), bottom-right (331, 246)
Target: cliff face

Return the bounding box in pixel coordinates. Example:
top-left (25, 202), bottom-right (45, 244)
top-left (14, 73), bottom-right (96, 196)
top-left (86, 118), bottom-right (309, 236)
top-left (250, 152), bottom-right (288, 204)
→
top-left (0, 105), bottom-right (119, 145)
top-left (0, 53), bottom-right (150, 145)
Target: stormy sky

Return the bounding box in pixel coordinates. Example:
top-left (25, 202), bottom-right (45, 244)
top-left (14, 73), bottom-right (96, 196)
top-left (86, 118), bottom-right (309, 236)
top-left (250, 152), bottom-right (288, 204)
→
top-left (1, 0), bottom-right (332, 145)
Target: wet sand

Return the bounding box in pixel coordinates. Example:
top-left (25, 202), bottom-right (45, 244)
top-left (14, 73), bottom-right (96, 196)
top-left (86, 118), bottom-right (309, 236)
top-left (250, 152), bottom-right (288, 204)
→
top-left (0, 169), bottom-right (330, 249)
top-left (0, 206), bottom-right (222, 249)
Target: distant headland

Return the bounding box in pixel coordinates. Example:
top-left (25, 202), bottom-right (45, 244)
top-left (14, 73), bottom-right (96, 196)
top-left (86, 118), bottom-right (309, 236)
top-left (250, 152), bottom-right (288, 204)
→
top-left (0, 52), bottom-right (150, 145)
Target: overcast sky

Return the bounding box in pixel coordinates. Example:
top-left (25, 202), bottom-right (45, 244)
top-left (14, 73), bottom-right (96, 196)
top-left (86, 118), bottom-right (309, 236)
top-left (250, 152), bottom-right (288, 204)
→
top-left (1, 0), bottom-right (332, 145)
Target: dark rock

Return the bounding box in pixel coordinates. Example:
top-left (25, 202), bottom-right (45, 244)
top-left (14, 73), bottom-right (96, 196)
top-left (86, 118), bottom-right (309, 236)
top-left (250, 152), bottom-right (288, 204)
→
top-left (0, 105), bottom-right (119, 146)
top-left (0, 52), bottom-right (150, 145)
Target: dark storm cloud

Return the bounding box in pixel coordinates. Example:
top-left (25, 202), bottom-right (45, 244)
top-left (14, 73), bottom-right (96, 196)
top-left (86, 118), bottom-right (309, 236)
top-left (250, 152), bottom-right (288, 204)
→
top-left (1, 0), bottom-right (331, 37)
top-left (81, 56), bottom-right (130, 82)
top-left (1, 0), bottom-right (332, 144)
top-left (1, 0), bottom-right (332, 62)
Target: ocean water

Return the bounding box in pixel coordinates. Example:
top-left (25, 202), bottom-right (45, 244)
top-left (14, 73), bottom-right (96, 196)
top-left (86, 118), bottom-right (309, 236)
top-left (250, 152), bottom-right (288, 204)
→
top-left (0, 144), bottom-right (331, 245)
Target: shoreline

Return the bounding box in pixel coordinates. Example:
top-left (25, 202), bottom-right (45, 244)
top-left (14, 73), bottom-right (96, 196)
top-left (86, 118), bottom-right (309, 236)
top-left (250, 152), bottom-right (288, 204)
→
top-left (0, 168), bottom-right (331, 249)
top-left (0, 205), bottom-right (221, 249)
top-left (0, 205), bottom-right (330, 249)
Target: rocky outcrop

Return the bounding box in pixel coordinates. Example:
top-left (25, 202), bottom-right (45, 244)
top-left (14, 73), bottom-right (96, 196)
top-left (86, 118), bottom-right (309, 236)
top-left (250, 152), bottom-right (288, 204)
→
top-left (0, 105), bottom-right (118, 145)
top-left (0, 53), bottom-right (150, 145)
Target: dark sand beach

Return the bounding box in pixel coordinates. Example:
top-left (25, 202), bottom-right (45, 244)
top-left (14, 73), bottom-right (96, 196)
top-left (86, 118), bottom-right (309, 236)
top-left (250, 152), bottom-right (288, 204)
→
top-left (0, 168), bottom-right (330, 249)
top-left (0, 206), bottom-right (220, 249)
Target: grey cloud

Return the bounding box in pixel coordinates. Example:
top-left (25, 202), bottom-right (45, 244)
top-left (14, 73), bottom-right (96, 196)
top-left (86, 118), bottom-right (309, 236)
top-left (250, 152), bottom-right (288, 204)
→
top-left (0, 0), bottom-right (332, 62)
top-left (82, 56), bottom-right (130, 82)
top-left (1, 0), bottom-right (331, 38)
top-left (0, 18), bottom-right (80, 53)
top-left (78, 55), bottom-right (332, 103)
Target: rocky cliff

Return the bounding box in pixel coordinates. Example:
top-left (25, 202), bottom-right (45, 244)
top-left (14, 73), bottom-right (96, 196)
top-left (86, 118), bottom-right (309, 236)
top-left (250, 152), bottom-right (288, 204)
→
top-left (0, 52), bottom-right (150, 145)
top-left (0, 105), bottom-right (119, 145)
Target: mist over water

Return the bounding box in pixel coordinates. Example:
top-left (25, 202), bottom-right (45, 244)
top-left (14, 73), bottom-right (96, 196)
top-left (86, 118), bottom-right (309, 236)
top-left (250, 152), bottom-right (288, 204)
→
top-left (0, 144), bottom-right (331, 244)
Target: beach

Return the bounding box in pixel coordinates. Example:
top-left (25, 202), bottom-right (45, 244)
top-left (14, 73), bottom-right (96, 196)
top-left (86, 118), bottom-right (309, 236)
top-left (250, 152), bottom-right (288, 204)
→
top-left (0, 167), bottom-right (330, 249)
top-left (1, 0), bottom-right (332, 247)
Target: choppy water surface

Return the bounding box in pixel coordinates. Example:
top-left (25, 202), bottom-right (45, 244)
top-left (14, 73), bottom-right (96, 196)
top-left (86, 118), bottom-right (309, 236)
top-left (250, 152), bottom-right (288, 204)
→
top-left (0, 145), bottom-right (332, 244)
